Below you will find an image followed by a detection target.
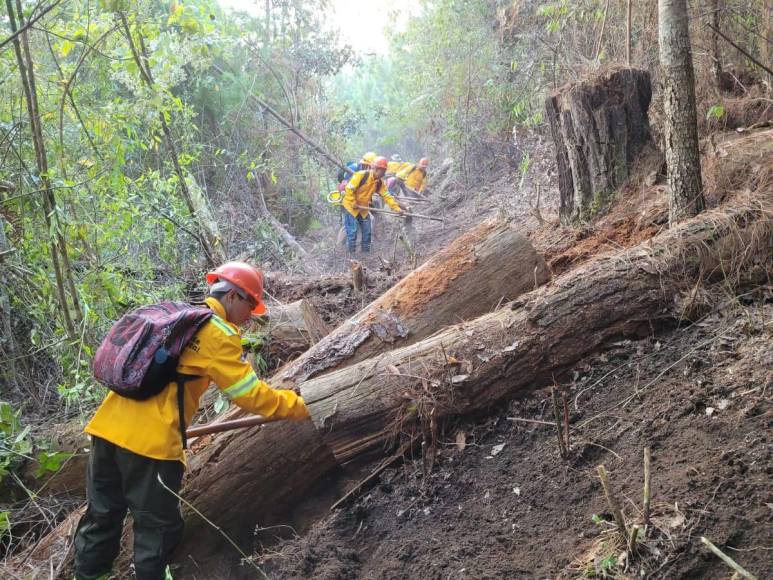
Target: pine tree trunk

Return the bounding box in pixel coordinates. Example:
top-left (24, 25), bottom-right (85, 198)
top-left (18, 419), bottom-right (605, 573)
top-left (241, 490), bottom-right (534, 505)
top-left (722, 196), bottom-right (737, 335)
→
top-left (705, 0), bottom-right (723, 88)
top-left (658, 0), bottom-right (705, 225)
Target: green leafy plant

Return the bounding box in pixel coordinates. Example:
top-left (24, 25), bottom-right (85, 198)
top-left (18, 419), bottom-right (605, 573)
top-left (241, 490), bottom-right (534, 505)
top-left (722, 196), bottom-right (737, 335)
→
top-left (34, 450), bottom-right (74, 479)
top-left (0, 402), bottom-right (33, 482)
top-left (0, 511), bottom-right (11, 542)
top-left (706, 104), bottom-right (725, 121)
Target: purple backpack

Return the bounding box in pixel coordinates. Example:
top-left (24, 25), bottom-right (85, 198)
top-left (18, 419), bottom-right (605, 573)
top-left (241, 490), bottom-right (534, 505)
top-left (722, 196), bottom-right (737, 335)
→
top-left (93, 302), bottom-right (213, 448)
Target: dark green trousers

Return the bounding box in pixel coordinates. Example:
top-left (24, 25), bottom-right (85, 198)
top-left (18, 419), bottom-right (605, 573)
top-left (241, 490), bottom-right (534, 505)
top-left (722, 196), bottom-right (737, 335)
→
top-left (73, 436), bottom-right (184, 580)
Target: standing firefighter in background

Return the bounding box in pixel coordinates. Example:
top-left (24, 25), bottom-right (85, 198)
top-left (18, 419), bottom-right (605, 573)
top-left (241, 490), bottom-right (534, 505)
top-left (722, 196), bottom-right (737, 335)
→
top-left (392, 157), bottom-right (430, 198)
top-left (337, 151), bottom-right (377, 192)
top-left (73, 262), bottom-right (309, 580)
top-left (334, 151), bottom-right (378, 247)
top-left (342, 156), bottom-right (405, 254)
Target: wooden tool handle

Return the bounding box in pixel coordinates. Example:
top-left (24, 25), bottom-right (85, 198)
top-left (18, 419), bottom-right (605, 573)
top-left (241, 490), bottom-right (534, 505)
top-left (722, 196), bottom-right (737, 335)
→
top-left (186, 415), bottom-right (279, 438)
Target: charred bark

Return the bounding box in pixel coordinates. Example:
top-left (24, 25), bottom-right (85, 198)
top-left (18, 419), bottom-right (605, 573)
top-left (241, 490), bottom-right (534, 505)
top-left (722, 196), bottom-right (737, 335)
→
top-left (545, 68), bottom-right (652, 224)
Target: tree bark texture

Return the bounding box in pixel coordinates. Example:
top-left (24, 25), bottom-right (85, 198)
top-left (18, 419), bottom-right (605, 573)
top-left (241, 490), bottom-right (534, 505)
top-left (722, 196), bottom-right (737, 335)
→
top-left (271, 219), bottom-right (549, 390)
top-left (658, 0), bottom-right (706, 226)
top-left (303, 193), bottom-right (771, 462)
top-left (545, 68), bottom-right (652, 224)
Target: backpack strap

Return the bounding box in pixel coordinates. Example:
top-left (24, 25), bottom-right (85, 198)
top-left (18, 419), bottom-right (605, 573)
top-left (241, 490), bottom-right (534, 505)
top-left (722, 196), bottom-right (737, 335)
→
top-left (176, 374), bottom-right (199, 450)
top-left (353, 170), bottom-right (370, 192)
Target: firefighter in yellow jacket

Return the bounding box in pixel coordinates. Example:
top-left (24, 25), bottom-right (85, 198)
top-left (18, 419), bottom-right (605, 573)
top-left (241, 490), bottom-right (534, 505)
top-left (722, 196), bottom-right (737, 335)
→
top-left (342, 156), bottom-right (404, 253)
top-left (394, 157), bottom-right (429, 197)
top-left (73, 262), bottom-right (309, 580)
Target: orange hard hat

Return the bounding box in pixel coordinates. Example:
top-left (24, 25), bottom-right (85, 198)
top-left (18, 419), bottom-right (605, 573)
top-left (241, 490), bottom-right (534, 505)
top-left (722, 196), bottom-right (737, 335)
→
top-left (206, 261), bottom-right (267, 315)
top-left (373, 156), bottom-right (388, 170)
top-left (419, 158), bottom-right (429, 168)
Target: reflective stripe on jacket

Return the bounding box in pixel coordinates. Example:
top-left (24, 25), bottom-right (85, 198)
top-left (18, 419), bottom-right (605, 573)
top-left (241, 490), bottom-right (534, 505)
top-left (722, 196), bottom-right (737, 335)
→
top-left (342, 170), bottom-right (401, 218)
top-left (84, 297), bottom-right (308, 462)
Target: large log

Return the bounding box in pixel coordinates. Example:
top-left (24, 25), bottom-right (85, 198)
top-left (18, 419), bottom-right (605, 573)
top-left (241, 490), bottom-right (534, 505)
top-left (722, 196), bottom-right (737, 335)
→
top-left (545, 68), bottom-right (652, 224)
top-left (176, 219), bottom-right (548, 563)
top-left (301, 193), bottom-right (771, 460)
top-left (272, 219), bottom-right (549, 389)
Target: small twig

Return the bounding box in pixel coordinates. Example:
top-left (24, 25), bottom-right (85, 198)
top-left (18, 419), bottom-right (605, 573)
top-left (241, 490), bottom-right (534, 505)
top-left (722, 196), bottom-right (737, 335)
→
top-left (705, 23), bottom-right (773, 78)
top-left (597, 464), bottom-right (628, 544)
top-left (561, 390), bottom-right (570, 451)
top-left (628, 524), bottom-right (640, 555)
top-left (506, 416), bottom-right (553, 426)
top-left (643, 446), bottom-right (652, 528)
top-left (156, 474), bottom-right (268, 579)
top-left (701, 537), bottom-right (759, 580)
top-left (594, 0), bottom-right (611, 61)
top-left (551, 387), bottom-right (567, 458)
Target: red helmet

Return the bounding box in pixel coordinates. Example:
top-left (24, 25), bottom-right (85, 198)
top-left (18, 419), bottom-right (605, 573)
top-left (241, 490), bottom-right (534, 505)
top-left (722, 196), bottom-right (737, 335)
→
top-left (373, 156), bottom-right (388, 170)
top-left (206, 261), bottom-right (266, 315)
top-left (419, 158), bottom-right (429, 168)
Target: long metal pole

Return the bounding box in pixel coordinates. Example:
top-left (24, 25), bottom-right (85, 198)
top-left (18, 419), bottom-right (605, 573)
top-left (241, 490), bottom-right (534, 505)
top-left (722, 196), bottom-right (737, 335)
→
top-left (355, 205), bottom-right (444, 223)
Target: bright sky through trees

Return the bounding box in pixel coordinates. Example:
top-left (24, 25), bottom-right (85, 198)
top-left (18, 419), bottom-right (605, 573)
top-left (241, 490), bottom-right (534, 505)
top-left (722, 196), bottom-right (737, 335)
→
top-left (217, 0), bottom-right (417, 54)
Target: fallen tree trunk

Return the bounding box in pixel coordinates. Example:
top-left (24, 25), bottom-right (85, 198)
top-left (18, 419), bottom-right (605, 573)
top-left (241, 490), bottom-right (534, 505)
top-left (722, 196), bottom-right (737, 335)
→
top-left (272, 219), bottom-right (549, 389)
top-left (301, 193), bottom-right (770, 460)
top-left (249, 299), bottom-right (330, 366)
top-left (178, 218), bottom-right (548, 561)
top-left (179, 192), bottom-right (768, 567)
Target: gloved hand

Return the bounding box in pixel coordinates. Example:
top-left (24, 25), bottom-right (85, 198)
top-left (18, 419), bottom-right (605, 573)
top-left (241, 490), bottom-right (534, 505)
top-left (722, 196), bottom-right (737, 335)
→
top-left (286, 395), bottom-right (311, 420)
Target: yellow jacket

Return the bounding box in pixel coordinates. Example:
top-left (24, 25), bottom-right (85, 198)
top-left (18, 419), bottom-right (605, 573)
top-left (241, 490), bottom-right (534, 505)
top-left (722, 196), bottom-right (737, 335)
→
top-left (85, 297), bottom-right (308, 462)
top-left (386, 161), bottom-right (409, 175)
top-left (397, 164), bottom-right (427, 193)
top-left (343, 170), bottom-right (402, 218)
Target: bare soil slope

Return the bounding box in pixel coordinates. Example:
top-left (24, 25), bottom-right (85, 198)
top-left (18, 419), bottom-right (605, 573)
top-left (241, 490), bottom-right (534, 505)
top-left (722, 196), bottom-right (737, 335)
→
top-left (261, 295), bottom-right (771, 579)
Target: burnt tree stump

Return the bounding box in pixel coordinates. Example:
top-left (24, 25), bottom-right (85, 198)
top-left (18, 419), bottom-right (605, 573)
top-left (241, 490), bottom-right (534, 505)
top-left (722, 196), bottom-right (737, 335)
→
top-left (545, 68), bottom-right (652, 223)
